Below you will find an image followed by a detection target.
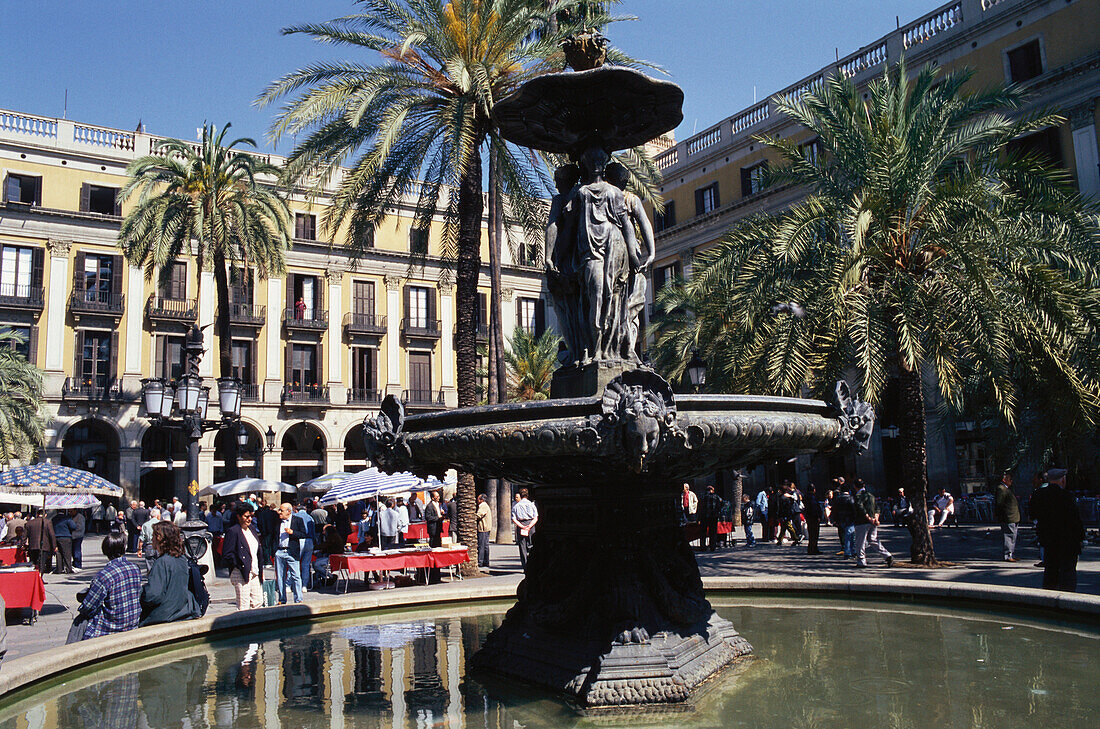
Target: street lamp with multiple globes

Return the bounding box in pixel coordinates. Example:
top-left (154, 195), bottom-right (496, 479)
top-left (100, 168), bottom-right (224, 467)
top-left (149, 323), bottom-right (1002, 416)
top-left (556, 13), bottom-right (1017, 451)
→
top-left (686, 349), bottom-right (708, 393)
top-left (141, 324), bottom-right (242, 520)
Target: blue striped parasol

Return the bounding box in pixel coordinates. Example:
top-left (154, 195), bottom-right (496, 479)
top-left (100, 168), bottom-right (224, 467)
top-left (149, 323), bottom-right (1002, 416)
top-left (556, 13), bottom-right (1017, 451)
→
top-left (0, 463), bottom-right (122, 496)
top-left (44, 493), bottom-right (102, 509)
top-left (318, 468), bottom-right (422, 505)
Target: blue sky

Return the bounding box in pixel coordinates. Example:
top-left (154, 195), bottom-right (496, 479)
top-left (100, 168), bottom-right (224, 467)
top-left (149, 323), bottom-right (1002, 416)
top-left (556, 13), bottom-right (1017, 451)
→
top-left (1, 1), bottom-right (943, 154)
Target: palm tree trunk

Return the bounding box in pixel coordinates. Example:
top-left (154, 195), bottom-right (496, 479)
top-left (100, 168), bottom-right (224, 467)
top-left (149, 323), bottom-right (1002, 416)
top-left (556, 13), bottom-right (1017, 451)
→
top-left (898, 361), bottom-right (935, 565)
top-left (487, 147), bottom-right (501, 407)
top-left (212, 252), bottom-right (239, 480)
top-left (455, 139), bottom-right (485, 575)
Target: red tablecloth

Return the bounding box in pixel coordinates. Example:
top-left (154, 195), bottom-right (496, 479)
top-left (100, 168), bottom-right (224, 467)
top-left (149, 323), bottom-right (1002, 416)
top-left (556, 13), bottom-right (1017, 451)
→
top-left (0, 570), bottom-right (46, 611)
top-left (0, 546), bottom-right (28, 566)
top-left (329, 547), bottom-right (468, 573)
top-left (346, 521), bottom-right (449, 545)
top-left (683, 522), bottom-right (734, 542)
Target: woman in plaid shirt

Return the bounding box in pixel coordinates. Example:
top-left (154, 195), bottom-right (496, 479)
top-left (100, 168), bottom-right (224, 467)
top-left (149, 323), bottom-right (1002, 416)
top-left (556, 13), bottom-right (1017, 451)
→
top-left (79, 533), bottom-right (142, 640)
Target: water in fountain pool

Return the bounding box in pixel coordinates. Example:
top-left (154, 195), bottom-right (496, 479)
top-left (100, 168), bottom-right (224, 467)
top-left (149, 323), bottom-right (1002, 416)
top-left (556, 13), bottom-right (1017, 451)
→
top-left (2, 597), bottom-right (1096, 728)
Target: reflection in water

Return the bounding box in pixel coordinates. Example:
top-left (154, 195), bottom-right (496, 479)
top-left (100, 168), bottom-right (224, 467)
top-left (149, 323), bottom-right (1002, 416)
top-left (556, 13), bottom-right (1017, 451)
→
top-left (3, 602), bottom-right (1098, 729)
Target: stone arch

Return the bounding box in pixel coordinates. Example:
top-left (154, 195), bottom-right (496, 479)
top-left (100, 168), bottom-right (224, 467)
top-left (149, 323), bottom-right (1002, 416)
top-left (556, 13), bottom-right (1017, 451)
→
top-left (60, 417), bottom-right (123, 489)
top-left (213, 422), bottom-right (265, 481)
top-left (343, 423), bottom-right (368, 473)
top-left (280, 421), bottom-right (327, 486)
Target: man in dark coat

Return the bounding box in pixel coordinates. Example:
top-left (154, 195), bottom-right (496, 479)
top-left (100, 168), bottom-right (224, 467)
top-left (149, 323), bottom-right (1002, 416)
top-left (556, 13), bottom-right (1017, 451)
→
top-left (699, 485), bottom-right (723, 552)
top-left (25, 509), bottom-right (56, 574)
top-left (52, 510), bottom-right (76, 574)
top-left (804, 482), bottom-right (823, 555)
top-left (255, 502), bottom-right (280, 566)
top-left (1029, 468), bottom-right (1085, 591)
top-left (994, 472), bottom-right (1022, 562)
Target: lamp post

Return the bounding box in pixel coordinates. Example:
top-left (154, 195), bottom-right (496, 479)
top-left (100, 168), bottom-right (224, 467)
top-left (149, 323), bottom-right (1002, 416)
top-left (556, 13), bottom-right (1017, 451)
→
top-left (686, 349), bottom-right (708, 393)
top-left (141, 324), bottom-right (243, 521)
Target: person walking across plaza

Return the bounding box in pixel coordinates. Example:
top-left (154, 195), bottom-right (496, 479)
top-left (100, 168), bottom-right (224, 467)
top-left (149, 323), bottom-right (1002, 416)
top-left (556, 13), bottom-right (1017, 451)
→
top-left (740, 494), bottom-right (756, 548)
top-left (994, 472), bottom-right (1022, 562)
top-left (274, 502), bottom-right (308, 604)
top-left (221, 503), bottom-right (264, 611)
top-left (296, 503), bottom-right (316, 591)
top-left (476, 494), bottom-right (492, 570)
top-left (699, 484), bottom-right (722, 552)
top-left (52, 509), bottom-right (76, 574)
top-left (77, 533), bottom-right (141, 640)
top-left (853, 483), bottom-right (893, 568)
top-left (804, 482), bottom-right (822, 555)
top-left (1029, 468), bottom-right (1085, 591)
top-left (681, 483), bottom-right (698, 524)
top-left (512, 488), bottom-right (539, 570)
top-left (26, 509), bottom-right (56, 575)
top-left (830, 485), bottom-right (856, 558)
top-left (753, 488), bottom-right (769, 542)
top-left (70, 508), bottom-right (86, 571)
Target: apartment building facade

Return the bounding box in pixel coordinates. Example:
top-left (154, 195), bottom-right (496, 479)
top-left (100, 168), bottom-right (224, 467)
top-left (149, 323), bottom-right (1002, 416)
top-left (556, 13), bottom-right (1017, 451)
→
top-left (648, 0), bottom-right (1100, 493)
top-left (0, 110), bottom-right (551, 501)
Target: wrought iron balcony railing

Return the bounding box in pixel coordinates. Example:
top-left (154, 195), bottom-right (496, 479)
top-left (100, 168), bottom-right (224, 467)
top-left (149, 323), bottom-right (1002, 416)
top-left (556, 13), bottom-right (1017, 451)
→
top-left (343, 312), bottom-right (387, 336)
top-left (0, 283), bottom-right (44, 310)
top-left (283, 307), bottom-right (328, 330)
top-left (146, 295), bottom-right (197, 321)
top-left (69, 288), bottom-right (124, 316)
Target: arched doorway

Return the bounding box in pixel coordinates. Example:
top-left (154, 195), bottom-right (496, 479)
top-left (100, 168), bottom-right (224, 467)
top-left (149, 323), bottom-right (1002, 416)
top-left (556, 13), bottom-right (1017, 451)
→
top-left (344, 424), bottom-right (368, 473)
top-left (281, 422), bottom-right (326, 486)
top-left (214, 424), bottom-right (263, 482)
top-left (61, 419), bottom-right (121, 488)
top-left (140, 426), bottom-right (188, 505)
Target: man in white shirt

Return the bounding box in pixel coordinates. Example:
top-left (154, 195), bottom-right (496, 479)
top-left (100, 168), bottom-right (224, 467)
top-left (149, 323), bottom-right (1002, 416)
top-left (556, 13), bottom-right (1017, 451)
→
top-left (928, 488), bottom-right (954, 527)
top-left (511, 488), bottom-right (539, 569)
top-left (395, 497), bottom-right (410, 546)
top-left (378, 499), bottom-right (401, 550)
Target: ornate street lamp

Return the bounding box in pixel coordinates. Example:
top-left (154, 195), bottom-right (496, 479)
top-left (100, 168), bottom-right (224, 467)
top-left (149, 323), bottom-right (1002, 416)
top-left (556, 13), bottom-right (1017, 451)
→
top-left (217, 377), bottom-right (242, 419)
top-left (237, 424), bottom-right (249, 449)
top-left (686, 349), bottom-right (708, 393)
top-left (141, 378), bottom-right (165, 418)
top-left (177, 373), bottom-right (203, 414)
top-left (197, 387), bottom-right (210, 421)
top-left (265, 425), bottom-right (277, 452)
top-left (159, 384), bottom-right (175, 419)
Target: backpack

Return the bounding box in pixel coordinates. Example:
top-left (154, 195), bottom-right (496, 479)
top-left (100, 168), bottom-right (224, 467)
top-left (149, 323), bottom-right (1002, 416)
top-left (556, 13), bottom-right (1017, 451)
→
top-left (187, 562), bottom-right (210, 617)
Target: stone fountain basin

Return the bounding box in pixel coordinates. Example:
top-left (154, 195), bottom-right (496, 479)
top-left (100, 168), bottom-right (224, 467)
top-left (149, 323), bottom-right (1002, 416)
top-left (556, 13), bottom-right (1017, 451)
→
top-left (397, 394), bottom-right (842, 485)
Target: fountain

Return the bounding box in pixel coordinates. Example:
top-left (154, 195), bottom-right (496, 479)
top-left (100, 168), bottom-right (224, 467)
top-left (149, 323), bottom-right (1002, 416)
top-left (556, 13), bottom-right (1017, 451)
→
top-left (362, 32), bottom-right (876, 709)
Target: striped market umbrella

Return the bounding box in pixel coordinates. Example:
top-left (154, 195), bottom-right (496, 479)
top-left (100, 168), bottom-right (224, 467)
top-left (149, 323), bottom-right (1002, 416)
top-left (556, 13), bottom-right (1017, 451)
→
top-left (197, 478), bottom-right (297, 498)
top-left (298, 472), bottom-right (353, 494)
top-left (0, 463), bottom-right (122, 496)
top-left (318, 468), bottom-right (422, 506)
top-left (44, 493), bottom-right (101, 509)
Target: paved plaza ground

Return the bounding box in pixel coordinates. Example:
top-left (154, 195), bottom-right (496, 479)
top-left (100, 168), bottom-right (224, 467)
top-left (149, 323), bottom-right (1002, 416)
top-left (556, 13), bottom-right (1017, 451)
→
top-left (2, 522), bottom-right (1096, 662)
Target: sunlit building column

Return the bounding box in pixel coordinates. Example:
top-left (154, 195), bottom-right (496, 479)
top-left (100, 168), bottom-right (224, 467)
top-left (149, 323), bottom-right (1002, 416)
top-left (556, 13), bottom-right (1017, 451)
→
top-left (265, 277), bottom-right (284, 400)
top-left (43, 239), bottom-right (71, 394)
top-left (390, 646), bottom-right (406, 729)
top-left (384, 275), bottom-right (402, 398)
top-left (123, 264), bottom-right (144, 390)
top-left (329, 650), bottom-right (346, 729)
top-left (439, 281), bottom-right (457, 407)
top-left (199, 269), bottom-right (215, 377)
top-left (326, 264), bottom-right (346, 403)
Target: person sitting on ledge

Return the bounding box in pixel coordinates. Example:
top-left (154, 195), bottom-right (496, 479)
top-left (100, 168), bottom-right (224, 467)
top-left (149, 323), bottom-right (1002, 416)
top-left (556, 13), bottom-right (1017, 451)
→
top-left (78, 532), bottom-right (142, 640)
top-left (140, 522), bottom-right (202, 626)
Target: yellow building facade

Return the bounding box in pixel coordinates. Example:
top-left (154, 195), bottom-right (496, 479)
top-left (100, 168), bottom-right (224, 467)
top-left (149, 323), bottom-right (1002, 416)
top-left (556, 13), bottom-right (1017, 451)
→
top-left (0, 110), bottom-right (550, 500)
top-left (648, 0), bottom-right (1100, 492)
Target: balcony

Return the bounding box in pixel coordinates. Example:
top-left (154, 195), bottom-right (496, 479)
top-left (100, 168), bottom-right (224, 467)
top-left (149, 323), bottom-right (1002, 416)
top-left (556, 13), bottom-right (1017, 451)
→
top-left (401, 317), bottom-right (441, 339)
top-left (239, 383), bottom-right (260, 402)
top-left (283, 307), bottom-right (328, 331)
top-left (227, 302), bottom-right (266, 326)
top-left (347, 388), bottom-right (382, 405)
top-left (146, 295), bottom-right (197, 322)
top-left (282, 383), bottom-right (330, 406)
top-left (62, 377), bottom-right (120, 402)
top-left (403, 389), bottom-right (445, 408)
top-left (69, 288), bottom-right (124, 317)
top-left (343, 312), bottom-right (387, 336)
top-left (0, 284), bottom-right (44, 311)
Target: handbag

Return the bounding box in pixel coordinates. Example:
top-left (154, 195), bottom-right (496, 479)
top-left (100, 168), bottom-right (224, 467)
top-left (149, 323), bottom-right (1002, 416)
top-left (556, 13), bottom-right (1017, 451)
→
top-left (66, 612), bottom-right (89, 644)
top-left (261, 579), bottom-right (278, 607)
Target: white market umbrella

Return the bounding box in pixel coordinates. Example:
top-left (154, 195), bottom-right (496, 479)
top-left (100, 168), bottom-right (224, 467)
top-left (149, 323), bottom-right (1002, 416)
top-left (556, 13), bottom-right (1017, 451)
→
top-left (318, 468), bottom-right (421, 506)
top-left (197, 478), bottom-right (296, 498)
top-left (298, 472), bottom-right (353, 495)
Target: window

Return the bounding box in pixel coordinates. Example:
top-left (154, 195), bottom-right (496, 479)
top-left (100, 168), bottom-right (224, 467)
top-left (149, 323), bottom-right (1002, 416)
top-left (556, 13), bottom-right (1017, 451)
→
top-left (288, 274), bottom-right (321, 319)
top-left (158, 261), bottom-right (187, 300)
top-left (741, 161), bottom-right (768, 198)
top-left (352, 280), bottom-right (376, 319)
top-left (409, 227), bottom-right (429, 255)
top-left (1006, 39), bottom-right (1043, 84)
top-left (82, 253), bottom-right (116, 301)
top-left (3, 174), bottom-right (41, 205)
top-left (407, 351), bottom-right (432, 401)
top-left (352, 347), bottom-right (378, 396)
top-left (288, 343), bottom-right (319, 390)
top-left (360, 225), bottom-right (375, 249)
top-left (294, 213), bottom-right (317, 241)
top-left (517, 297), bottom-right (545, 336)
top-left (3, 325), bottom-right (35, 363)
top-left (653, 262), bottom-right (682, 294)
top-left (799, 138), bottom-right (823, 166)
top-left (230, 268), bottom-right (253, 306)
top-left (518, 238), bottom-right (540, 267)
top-left (694, 182), bottom-right (720, 216)
top-left (80, 183), bottom-right (120, 215)
top-left (477, 292), bottom-right (488, 334)
top-left (407, 286), bottom-right (430, 328)
top-left (76, 330), bottom-right (114, 390)
top-left (231, 340), bottom-right (255, 387)
top-left (0, 244), bottom-right (35, 299)
top-left (654, 201), bottom-right (676, 232)
top-left (1008, 127), bottom-right (1064, 169)
top-left (154, 334), bottom-right (186, 381)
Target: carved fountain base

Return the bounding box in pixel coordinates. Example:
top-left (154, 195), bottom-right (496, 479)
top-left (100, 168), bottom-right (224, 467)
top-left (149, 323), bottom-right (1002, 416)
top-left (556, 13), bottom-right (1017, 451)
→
top-left (470, 480), bottom-right (752, 708)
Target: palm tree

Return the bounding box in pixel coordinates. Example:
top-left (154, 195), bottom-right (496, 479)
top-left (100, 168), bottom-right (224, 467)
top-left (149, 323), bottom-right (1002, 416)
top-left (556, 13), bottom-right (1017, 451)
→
top-left (0, 328), bottom-right (45, 465)
top-left (651, 61), bottom-right (1100, 565)
top-left (118, 124), bottom-right (292, 477)
top-left (504, 325), bottom-right (561, 401)
top-left (259, 0), bottom-right (658, 573)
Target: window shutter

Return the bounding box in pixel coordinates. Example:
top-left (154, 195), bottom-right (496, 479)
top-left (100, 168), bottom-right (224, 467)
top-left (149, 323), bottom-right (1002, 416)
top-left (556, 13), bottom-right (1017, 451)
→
top-left (31, 247), bottom-right (44, 291)
top-left (317, 343), bottom-right (324, 389)
top-left (369, 348), bottom-right (378, 391)
top-left (80, 183), bottom-right (91, 213)
top-left (111, 256), bottom-right (123, 297)
top-left (109, 331), bottom-right (120, 383)
top-left (694, 188), bottom-right (704, 217)
top-left (155, 336), bottom-right (164, 379)
top-left (285, 343), bottom-right (293, 387)
top-left (33, 177), bottom-right (41, 206)
top-left (2, 175), bottom-right (15, 203)
top-left (73, 251), bottom-right (86, 294)
top-left (666, 200), bottom-right (675, 228)
top-left (515, 298), bottom-right (522, 330)
top-left (286, 274), bottom-right (296, 311)
top-left (711, 183), bottom-right (720, 209)
top-left (535, 299), bottom-right (546, 338)
top-left (113, 189), bottom-right (122, 216)
top-left (478, 292), bottom-right (487, 328)
top-left (403, 286), bottom-right (410, 324)
top-left (740, 168), bottom-right (752, 198)
top-left (27, 326), bottom-right (38, 365)
top-left (316, 275), bottom-right (324, 313)
top-left (428, 287), bottom-right (437, 326)
top-left (74, 330), bottom-right (85, 382)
